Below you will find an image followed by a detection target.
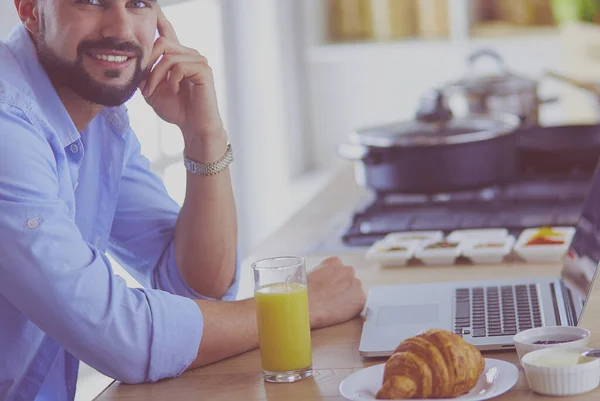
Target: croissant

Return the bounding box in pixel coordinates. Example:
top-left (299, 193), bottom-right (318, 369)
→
top-left (376, 329), bottom-right (485, 399)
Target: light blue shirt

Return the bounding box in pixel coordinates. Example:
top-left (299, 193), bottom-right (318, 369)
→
top-left (0, 26), bottom-right (239, 401)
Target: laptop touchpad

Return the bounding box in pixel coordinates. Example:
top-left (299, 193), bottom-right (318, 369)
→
top-left (376, 304), bottom-right (440, 326)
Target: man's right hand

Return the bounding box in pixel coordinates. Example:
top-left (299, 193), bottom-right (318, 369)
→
top-left (190, 256), bottom-right (366, 369)
top-left (307, 256), bottom-right (366, 329)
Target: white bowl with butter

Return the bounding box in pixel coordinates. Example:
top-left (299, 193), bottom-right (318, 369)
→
top-left (521, 347), bottom-right (600, 396)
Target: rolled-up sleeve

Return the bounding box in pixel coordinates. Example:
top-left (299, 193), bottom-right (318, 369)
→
top-left (0, 104), bottom-right (202, 383)
top-left (107, 130), bottom-right (240, 301)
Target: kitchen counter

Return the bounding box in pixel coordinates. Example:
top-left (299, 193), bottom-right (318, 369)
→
top-left (98, 164), bottom-right (600, 401)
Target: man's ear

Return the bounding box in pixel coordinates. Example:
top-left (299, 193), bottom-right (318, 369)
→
top-left (14, 0), bottom-right (41, 36)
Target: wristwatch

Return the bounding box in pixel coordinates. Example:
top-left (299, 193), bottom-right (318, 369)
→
top-left (184, 144), bottom-right (233, 176)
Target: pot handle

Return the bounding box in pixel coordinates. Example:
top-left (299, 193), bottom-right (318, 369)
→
top-left (337, 144), bottom-right (382, 165)
top-left (337, 143), bottom-right (369, 161)
top-left (467, 48), bottom-right (508, 74)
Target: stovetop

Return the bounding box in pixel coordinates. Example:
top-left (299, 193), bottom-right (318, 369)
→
top-left (341, 169), bottom-right (593, 247)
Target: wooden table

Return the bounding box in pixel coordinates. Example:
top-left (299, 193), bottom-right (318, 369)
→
top-left (97, 166), bottom-right (600, 400)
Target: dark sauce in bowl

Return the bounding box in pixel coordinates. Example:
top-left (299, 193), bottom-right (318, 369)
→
top-left (534, 340), bottom-right (574, 345)
top-left (530, 336), bottom-right (584, 345)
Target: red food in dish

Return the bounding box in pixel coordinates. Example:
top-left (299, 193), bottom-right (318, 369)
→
top-left (525, 237), bottom-right (565, 246)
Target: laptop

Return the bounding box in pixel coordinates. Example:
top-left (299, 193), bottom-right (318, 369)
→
top-left (359, 161), bottom-right (600, 357)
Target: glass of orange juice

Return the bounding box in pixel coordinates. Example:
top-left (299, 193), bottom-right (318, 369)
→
top-left (252, 256), bottom-right (312, 383)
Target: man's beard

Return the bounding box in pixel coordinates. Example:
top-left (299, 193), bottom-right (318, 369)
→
top-left (36, 28), bottom-right (148, 107)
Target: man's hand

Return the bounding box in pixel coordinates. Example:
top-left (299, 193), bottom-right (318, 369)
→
top-left (307, 256), bottom-right (366, 329)
top-left (141, 8), bottom-right (225, 142)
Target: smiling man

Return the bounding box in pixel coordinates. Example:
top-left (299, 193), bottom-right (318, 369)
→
top-left (0, 1), bottom-right (366, 400)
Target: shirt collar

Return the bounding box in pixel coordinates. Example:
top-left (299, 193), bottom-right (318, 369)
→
top-left (4, 25), bottom-right (130, 146)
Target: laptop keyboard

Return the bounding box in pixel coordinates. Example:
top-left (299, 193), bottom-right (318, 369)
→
top-left (454, 285), bottom-right (543, 337)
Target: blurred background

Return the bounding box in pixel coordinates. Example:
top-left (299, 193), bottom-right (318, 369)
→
top-left (5, 0), bottom-right (600, 260)
top-left (5, 1), bottom-right (600, 397)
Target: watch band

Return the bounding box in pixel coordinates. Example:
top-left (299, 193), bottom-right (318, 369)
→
top-left (184, 144), bottom-right (233, 176)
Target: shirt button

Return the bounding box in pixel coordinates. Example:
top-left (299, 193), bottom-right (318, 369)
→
top-left (70, 144), bottom-right (79, 154)
top-left (27, 218), bottom-right (40, 229)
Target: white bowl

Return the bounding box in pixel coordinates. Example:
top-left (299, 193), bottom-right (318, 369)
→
top-left (514, 227), bottom-right (575, 263)
top-left (447, 228), bottom-right (509, 242)
top-left (513, 326), bottom-right (591, 363)
top-left (414, 240), bottom-right (462, 266)
top-left (522, 347), bottom-right (600, 396)
top-left (382, 231), bottom-right (443, 245)
top-left (365, 239), bottom-right (419, 267)
top-left (462, 235), bottom-right (516, 264)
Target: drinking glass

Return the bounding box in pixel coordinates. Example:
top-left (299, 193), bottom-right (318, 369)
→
top-left (252, 256), bottom-right (312, 383)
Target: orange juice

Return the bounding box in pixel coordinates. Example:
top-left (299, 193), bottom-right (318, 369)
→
top-left (255, 282), bottom-right (312, 372)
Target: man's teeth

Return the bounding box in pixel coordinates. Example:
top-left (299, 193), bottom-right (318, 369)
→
top-left (93, 54), bottom-right (129, 63)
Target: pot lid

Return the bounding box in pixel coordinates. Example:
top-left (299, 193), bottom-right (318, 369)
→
top-left (449, 49), bottom-right (537, 95)
top-left (352, 90), bottom-right (520, 148)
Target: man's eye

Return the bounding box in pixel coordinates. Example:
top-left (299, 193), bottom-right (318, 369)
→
top-left (129, 1), bottom-right (149, 8)
top-left (78, 0), bottom-right (102, 5)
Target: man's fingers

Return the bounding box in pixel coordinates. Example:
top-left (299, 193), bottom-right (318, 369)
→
top-left (148, 37), bottom-right (191, 71)
top-left (168, 65), bottom-right (186, 94)
top-left (143, 54), bottom-right (197, 97)
top-left (157, 7), bottom-right (179, 42)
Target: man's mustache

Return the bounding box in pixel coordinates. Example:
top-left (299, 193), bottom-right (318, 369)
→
top-left (77, 38), bottom-right (143, 58)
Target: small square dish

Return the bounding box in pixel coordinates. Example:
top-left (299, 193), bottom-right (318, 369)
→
top-left (382, 231), bottom-right (443, 245)
top-left (365, 239), bottom-right (419, 267)
top-left (414, 240), bottom-right (462, 265)
top-left (514, 227), bottom-right (576, 263)
top-left (447, 228), bottom-right (509, 243)
top-left (462, 235), bottom-right (516, 264)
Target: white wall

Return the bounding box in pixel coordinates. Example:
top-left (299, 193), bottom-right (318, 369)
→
top-left (1, 4), bottom-right (20, 38)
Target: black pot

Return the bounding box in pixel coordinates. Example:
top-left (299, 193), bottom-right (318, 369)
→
top-left (518, 124), bottom-right (600, 173)
top-left (338, 91), bottom-right (521, 194)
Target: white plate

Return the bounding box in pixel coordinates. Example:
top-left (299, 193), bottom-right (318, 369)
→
top-left (339, 358), bottom-right (519, 401)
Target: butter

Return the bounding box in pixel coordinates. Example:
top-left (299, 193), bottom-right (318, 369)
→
top-left (531, 351), bottom-right (593, 367)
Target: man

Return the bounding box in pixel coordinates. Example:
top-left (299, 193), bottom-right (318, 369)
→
top-left (0, 1), bottom-right (367, 400)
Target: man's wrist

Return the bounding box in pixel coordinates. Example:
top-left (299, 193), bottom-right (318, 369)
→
top-left (183, 128), bottom-right (229, 163)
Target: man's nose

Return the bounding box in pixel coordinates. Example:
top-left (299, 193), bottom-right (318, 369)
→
top-left (100, 6), bottom-right (134, 41)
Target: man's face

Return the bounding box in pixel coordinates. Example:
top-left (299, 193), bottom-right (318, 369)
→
top-left (34, 0), bottom-right (158, 106)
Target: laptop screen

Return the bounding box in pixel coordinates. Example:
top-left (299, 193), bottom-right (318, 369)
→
top-left (561, 161), bottom-right (600, 324)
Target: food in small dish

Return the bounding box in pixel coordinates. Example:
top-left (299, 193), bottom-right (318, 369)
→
top-left (521, 347), bottom-right (600, 396)
top-left (379, 246), bottom-right (408, 252)
top-left (383, 231), bottom-right (444, 245)
top-left (366, 239), bottom-right (420, 267)
top-left (424, 241), bottom-right (460, 250)
top-left (462, 235), bottom-right (516, 264)
top-left (375, 328), bottom-right (484, 399)
top-left (513, 326), bottom-right (591, 363)
top-left (533, 338), bottom-right (581, 345)
top-left (474, 242), bottom-right (504, 249)
top-left (527, 349), bottom-right (594, 367)
top-left (525, 237), bottom-right (565, 246)
top-left (525, 226), bottom-right (567, 246)
top-left (514, 227), bottom-right (575, 263)
top-left (401, 236), bottom-right (432, 241)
